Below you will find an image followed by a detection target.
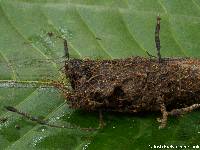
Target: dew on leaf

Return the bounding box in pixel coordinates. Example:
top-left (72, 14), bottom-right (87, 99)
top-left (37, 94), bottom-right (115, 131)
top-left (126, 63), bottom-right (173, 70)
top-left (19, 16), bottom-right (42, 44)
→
top-left (58, 27), bottom-right (73, 40)
top-left (36, 126), bottom-right (48, 132)
top-left (32, 136), bottom-right (46, 147)
top-left (82, 142), bottom-right (91, 150)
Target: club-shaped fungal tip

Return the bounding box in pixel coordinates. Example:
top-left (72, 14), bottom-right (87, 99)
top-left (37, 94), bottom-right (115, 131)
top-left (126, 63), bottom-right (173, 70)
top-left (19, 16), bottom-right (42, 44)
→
top-left (157, 15), bottom-right (161, 21)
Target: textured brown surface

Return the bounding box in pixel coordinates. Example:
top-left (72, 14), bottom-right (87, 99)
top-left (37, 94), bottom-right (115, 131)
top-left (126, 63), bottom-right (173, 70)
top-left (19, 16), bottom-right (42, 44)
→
top-left (62, 57), bottom-right (200, 114)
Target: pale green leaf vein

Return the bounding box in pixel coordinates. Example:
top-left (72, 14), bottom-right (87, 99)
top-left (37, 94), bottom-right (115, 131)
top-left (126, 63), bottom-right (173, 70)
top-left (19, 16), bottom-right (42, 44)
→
top-left (39, 9), bottom-right (82, 58)
top-left (118, 9), bottom-right (148, 55)
top-left (6, 102), bottom-right (70, 149)
top-left (0, 51), bottom-right (17, 80)
top-left (76, 8), bottom-right (113, 59)
top-left (157, 0), bottom-right (187, 57)
top-left (0, 2), bottom-right (62, 77)
top-left (0, 88), bottom-right (37, 118)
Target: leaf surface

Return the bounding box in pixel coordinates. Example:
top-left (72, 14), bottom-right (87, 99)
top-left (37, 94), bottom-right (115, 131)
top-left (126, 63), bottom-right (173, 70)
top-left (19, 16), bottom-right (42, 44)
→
top-left (1, 0), bottom-right (200, 149)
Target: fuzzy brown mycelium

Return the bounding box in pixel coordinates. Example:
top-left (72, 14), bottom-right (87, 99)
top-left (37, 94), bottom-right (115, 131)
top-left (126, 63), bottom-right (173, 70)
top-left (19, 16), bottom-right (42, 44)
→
top-left (59, 57), bottom-right (200, 128)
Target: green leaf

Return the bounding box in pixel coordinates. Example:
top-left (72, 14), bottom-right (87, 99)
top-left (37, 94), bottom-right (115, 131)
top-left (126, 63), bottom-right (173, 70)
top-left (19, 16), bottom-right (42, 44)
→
top-left (1, 0), bottom-right (200, 149)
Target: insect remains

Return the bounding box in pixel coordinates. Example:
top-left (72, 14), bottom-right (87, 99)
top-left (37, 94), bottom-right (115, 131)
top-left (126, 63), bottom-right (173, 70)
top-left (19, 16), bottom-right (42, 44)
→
top-left (5, 16), bottom-right (200, 129)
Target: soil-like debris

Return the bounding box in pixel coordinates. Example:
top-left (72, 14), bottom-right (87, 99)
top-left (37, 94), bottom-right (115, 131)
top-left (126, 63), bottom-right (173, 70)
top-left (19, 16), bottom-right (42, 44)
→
top-left (63, 57), bottom-right (200, 113)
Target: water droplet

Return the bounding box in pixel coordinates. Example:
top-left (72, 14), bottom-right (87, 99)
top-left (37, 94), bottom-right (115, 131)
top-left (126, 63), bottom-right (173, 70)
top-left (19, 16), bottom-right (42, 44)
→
top-left (58, 27), bottom-right (73, 40)
top-left (36, 126), bottom-right (47, 132)
top-left (32, 136), bottom-right (46, 147)
top-left (82, 142), bottom-right (91, 150)
top-left (0, 81), bottom-right (39, 88)
top-left (49, 117), bottom-right (56, 122)
top-left (15, 124), bottom-right (20, 130)
top-left (69, 33), bottom-right (73, 40)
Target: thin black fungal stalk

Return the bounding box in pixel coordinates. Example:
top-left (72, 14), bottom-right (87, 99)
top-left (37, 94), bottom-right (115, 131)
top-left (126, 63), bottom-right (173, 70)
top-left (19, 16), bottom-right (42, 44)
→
top-left (5, 106), bottom-right (97, 131)
top-left (155, 15), bottom-right (162, 63)
top-left (63, 39), bottom-right (69, 79)
top-left (64, 39), bottom-right (69, 60)
top-left (53, 32), bottom-right (69, 78)
top-left (49, 30), bottom-right (69, 60)
top-left (51, 32), bottom-right (70, 80)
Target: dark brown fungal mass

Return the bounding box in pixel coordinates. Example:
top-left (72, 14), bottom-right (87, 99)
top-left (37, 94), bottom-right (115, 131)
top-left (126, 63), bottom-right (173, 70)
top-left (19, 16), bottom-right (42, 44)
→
top-left (59, 57), bottom-right (200, 128)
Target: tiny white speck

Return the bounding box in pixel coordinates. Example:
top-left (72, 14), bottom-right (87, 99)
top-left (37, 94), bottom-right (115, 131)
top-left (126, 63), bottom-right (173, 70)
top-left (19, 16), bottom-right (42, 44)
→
top-left (113, 126), bottom-right (115, 129)
top-left (82, 142), bottom-right (90, 150)
top-left (198, 131), bottom-right (200, 134)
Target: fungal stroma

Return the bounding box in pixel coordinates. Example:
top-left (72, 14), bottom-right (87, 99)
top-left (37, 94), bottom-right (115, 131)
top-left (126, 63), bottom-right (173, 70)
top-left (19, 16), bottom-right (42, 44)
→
top-left (54, 57), bottom-right (200, 128)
